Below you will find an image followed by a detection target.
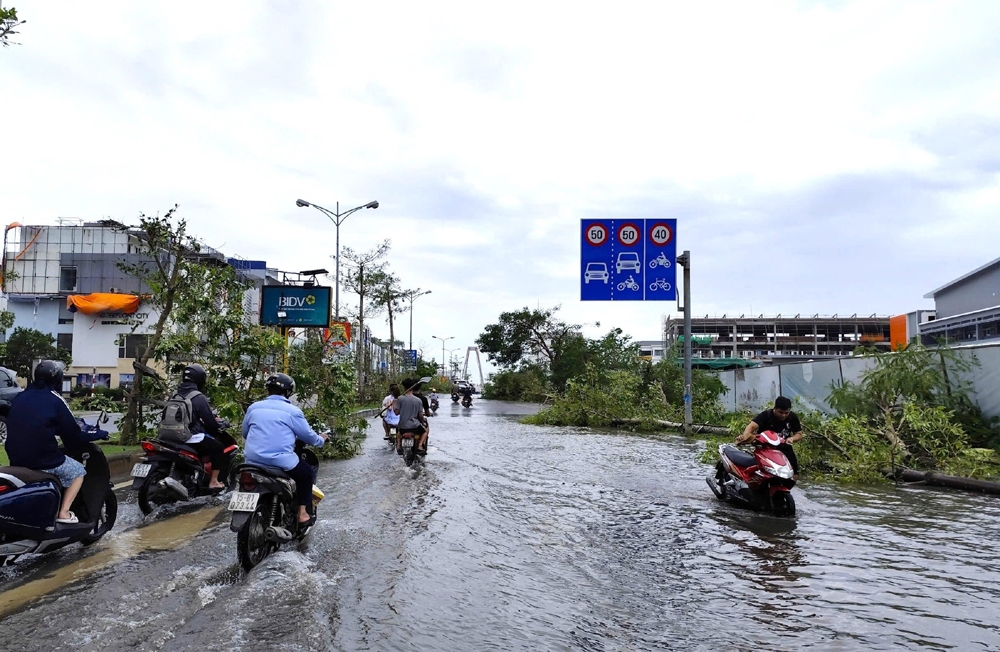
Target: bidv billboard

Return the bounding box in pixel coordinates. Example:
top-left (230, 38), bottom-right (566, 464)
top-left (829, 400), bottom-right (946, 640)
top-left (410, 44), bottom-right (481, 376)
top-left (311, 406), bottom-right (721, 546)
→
top-left (260, 286), bottom-right (332, 327)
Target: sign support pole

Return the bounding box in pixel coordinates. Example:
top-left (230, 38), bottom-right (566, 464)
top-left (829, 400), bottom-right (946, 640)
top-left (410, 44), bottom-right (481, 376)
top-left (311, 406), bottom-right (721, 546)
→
top-left (282, 326), bottom-right (290, 374)
top-left (678, 250), bottom-right (692, 434)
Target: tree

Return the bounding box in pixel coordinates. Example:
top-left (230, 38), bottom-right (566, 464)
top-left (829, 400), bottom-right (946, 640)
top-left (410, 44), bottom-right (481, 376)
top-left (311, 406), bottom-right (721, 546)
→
top-left (155, 262), bottom-right (284, 421)
top-left (372, 271), bottom-right (404, 377)
top-left (3, 327), bottom-right (70, 379)
top-left (115, 206), bottom-right (208, 444)
top-left (0, 7), bottom-right (24, 47)
top-left (476, 306), bottom-right (581, 371)
top-left (338, 240), bottom-right (390, 397)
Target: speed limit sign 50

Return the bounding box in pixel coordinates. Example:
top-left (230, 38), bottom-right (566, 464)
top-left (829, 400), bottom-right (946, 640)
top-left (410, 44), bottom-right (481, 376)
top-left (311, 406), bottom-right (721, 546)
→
top-left (617, 223), bottom-right (640, 247)
top-left (585, 223), bottom-right (608, 246)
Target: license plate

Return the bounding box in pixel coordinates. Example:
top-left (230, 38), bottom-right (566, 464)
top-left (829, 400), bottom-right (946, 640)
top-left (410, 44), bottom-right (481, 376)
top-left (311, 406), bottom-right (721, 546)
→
top-left (228, 491), bottom-right (260, 512)
top-left (131, 463), bottom-right (152, 478)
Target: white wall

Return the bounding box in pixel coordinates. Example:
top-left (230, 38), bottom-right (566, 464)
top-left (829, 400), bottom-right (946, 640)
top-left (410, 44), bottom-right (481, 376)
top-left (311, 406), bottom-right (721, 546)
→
top-left (71, 302), bottom-right (159, 368)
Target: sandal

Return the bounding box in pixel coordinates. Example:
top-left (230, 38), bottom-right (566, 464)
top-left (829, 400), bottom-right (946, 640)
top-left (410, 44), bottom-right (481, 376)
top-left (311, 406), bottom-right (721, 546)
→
top-left (56, 511), bottom-right (78, 524)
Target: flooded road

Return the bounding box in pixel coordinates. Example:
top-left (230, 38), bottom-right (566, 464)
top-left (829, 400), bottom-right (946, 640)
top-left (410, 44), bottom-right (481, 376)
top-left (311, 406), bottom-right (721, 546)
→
top-left (2, 400), bottom-right (999, 651)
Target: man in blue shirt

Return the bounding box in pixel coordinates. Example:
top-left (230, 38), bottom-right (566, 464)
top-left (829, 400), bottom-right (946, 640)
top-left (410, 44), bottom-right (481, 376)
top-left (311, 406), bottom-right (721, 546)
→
top-left (242, 373), bottom-right (327, 526)
top-left (4, 361), bottom-right (86, 524)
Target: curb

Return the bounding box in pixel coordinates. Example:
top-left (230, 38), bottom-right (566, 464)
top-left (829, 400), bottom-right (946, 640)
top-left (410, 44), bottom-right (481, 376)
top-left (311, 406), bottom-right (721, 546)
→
top-left (107, 451), bottom-right (144, 484)
top-left (353, 408), bottom-right (381, 419)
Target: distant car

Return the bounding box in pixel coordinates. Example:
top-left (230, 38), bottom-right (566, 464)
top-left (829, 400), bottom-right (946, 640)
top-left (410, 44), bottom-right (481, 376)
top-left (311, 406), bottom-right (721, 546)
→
top-left (584, 262), bottom-right (609, 284)
top-left (0, 366), bottom-right (23, 445)
top-left (616, 252), bottom-right (641, 274)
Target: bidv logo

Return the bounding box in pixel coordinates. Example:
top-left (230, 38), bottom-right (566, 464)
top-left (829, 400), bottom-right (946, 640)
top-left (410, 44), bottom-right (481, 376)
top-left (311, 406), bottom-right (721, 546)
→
top-left (278, 294), bottom-right (317, 309)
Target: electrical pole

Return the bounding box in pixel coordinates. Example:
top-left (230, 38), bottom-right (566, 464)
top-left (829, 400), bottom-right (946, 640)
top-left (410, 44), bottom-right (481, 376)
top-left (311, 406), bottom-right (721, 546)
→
top-left (678, 250), bottom-right (692, 434)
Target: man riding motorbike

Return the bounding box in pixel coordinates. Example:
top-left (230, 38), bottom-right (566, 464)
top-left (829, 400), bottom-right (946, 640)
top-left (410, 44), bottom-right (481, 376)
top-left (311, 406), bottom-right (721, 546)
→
top-left (393, 378), bottom-right (428, 456)
top-left (4, 360), bottom-right (86, 523)
top-left (170, 363), bottom-right (229, 491)
top-left (242, 373), bottom-right (328, 526)
top-left (737, 396), bottom-right (803, 476)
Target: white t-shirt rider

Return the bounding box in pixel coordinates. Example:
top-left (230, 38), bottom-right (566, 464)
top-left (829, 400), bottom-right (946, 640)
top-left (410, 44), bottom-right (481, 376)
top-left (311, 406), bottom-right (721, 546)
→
top-left (382, 394), bottom-right (400, 425)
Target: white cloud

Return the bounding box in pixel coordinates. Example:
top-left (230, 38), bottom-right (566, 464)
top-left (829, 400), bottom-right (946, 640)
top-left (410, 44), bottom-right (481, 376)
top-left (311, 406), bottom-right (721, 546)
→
top-left (3, 0), bottom-right (1000, 367)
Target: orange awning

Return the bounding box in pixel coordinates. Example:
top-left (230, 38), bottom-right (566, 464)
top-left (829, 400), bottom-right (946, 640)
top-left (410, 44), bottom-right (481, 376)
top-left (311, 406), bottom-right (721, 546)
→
top-left (66, 293), bottom-right (140, 315)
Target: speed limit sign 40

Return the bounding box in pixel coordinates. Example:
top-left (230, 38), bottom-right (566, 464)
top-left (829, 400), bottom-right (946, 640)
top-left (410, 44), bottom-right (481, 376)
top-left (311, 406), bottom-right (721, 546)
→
top-left (617, 222), bottom-right (640, 247)
top-left (585, 223), bottom-right (608, 246)
top-left (649, 222), bottom-right (673, 246)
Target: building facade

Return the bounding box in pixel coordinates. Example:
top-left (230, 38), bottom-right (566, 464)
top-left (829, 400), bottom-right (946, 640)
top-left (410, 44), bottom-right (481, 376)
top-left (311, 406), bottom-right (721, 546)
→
top-left (2, 221), bottom-right (273, 388)
top-left (663, 314), bottom-right (891, 363)
top-left (921, 256), bottom-right (1000, 345)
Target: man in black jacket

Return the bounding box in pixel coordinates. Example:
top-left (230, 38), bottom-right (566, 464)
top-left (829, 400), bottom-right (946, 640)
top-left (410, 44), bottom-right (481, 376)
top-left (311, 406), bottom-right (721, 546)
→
top-left (738, 396), bottom-right (804, 475)
top-left (172, 364), bottom-right (228, 490)
top-left (5, 361), bottom-right (87, 523)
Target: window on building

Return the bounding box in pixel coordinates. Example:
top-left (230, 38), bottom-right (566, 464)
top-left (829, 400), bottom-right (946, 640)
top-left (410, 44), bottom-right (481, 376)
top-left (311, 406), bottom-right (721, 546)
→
top-left (58, 300), bottom-right (75, 324)
top-left (60, 266), bottom-right (78, 292)
top-left (56, 333), bottom-right (73, 352)
top-left (119, 373), bottom-right (135, 391)
top-left (118, 334), bottom-right (150, 359)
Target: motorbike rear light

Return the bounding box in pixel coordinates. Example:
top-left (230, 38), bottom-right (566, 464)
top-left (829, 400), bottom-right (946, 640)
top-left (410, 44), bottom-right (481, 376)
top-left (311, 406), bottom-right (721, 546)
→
top-left (140, 441), bottom-right (158, 454)
top-left (223, 445), bottom-right (238, 454)
top-left (0, 483), bottom-right (10, 493)
top-left (178, 450), bottom-right (201, 463)
top-left (240, 471), bottom-right (257, 490)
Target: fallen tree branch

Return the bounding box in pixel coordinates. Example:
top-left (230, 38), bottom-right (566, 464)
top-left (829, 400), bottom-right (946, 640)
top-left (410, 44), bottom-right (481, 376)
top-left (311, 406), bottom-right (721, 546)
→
top-left (881, 467), bottom-right (1000, 495)
top-left (610, 418), bottom-right (731, 435)
top-left (804, 428), bottom-right (850, 459)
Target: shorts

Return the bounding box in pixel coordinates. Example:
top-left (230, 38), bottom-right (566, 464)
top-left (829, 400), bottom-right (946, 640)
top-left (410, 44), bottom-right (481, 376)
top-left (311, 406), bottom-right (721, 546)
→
top-left (399, 426), bottom-right (425, 436)
top-left (43, 456), bottom-right (87, 488)
top-left (383, 413), bottom-right (400, 426)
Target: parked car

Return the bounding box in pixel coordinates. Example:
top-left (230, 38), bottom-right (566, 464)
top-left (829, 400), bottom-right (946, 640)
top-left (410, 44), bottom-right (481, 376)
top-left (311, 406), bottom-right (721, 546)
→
top-left (0, 366), bottom-right (23, 445)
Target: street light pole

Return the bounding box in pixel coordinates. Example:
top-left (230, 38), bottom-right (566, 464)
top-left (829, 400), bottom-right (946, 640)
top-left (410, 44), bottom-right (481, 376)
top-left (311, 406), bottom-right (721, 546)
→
top-left (406, 289), bottom-right (432, 351)
top-left (432, 335), bottom-right (454, 378)
top-left (296, 198), bottom-right (379, 320)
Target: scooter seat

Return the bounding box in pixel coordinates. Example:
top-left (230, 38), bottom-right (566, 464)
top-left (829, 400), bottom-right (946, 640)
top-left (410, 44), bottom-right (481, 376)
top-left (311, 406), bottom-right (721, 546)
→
top-left (723, 446), bottom-right (757, 469)
top-left (152, 439), bottom-right (203, 457)
top-left (234, 463), bottom-right (290, 480)
top-left (0, 466), bottom-right (60, 487)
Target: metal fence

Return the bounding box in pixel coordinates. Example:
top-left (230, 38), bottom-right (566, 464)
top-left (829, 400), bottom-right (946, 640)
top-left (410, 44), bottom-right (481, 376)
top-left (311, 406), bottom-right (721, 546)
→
top-left (715, 342), bottom-right (1000, 419)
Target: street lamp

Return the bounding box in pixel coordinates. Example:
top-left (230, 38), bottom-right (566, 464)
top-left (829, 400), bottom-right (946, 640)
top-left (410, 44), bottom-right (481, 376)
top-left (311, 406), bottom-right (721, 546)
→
top-left (296, 198), bottom-right (379, 321)
top-left (406, 289), bottom-right (432, 351)
top-left (431, 335), bottom-right (454, 378)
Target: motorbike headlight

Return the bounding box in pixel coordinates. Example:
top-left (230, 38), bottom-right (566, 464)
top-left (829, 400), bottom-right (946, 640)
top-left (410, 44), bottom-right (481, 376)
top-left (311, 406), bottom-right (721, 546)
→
top-left (765, 461), bottom-right (793, 479)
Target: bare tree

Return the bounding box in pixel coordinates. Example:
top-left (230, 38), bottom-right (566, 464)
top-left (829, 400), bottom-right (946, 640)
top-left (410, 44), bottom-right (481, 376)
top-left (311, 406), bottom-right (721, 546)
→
top-left (337, 240), bottom-right (390, 396)
top-left (372, 271), bottom-right (404, 378)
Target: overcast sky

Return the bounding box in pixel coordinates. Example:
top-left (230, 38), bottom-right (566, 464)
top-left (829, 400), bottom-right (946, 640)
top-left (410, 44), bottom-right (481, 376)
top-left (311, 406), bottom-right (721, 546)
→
top-left (3, 1), bottom-right (1000, 372)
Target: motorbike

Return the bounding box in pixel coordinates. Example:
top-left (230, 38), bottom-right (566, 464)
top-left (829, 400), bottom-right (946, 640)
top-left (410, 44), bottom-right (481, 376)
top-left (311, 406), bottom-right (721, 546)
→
top-left (616, 275), bottom-right (640, 292)
top-left (229, 442), bottom-right (323, 571)
top-left (385, 424), bottom-right (398, 449)
top-left (649, 252), bottom-right (672, 269)
top-left (706, 430), bottom-right (796, 517)
top-left (0, 417), bottom-right (118, 565)
top-left (131, 422), bottom-right (239, 515)
top-left (451, 391), bottom-right (460, 403)
top-left (430, 397), bottom-right (439, 415)
top-left (399, 429), bottom-right (423, 467)
top-left (461, 394), bottom-right (473, 408)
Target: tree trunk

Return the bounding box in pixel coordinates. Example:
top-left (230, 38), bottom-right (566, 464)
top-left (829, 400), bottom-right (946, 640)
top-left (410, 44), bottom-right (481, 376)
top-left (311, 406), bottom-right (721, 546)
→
top-left (882, 467), bottom-right (1000, 495)
top-left (357, 263), bottom-right (365, 399)
top-left (387, 300), bottom-right (396, 378)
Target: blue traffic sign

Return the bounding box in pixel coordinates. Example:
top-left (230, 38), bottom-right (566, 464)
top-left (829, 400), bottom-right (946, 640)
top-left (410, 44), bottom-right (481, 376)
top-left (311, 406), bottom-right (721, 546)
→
top-left (581, 219), bottom-right (676, 301)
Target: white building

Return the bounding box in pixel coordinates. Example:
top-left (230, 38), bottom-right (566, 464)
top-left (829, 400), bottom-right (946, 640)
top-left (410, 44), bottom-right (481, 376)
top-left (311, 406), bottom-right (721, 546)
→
top-left (2, 220), bottom-right (275, 388)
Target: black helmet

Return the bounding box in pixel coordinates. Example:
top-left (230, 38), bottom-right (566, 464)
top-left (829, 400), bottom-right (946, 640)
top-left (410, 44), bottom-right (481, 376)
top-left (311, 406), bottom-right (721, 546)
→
top-left (182, 363), bottom-right (207, 390)
top-left (265, 373), bottom-right (296, 397)
top-left (34, 360), bottom-right (65, 390)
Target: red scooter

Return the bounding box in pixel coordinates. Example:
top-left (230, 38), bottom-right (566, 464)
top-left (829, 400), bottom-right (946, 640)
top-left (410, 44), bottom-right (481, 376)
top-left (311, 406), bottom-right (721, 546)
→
top-left (707, 430), bottom-right (796, 517)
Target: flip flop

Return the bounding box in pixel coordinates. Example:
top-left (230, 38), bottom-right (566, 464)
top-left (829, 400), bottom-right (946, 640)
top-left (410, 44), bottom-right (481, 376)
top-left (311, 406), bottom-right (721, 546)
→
top-left (56, 511), bottom-right (78, 524)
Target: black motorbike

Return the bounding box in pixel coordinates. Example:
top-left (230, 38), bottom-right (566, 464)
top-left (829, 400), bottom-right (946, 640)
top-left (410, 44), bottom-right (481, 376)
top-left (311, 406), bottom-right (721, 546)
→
top-left (461, 394), bottom-right (473, 408)
top-left (132, 425), bottom-right (239, 515)
top-left (429, 397), bottom-right (439, 415)
top-left (0, 435), bottom-right (117, 565)
top-left (229, 443), bottom-right (320, 572)
top-left (451, 391), bottom-right (460, 403)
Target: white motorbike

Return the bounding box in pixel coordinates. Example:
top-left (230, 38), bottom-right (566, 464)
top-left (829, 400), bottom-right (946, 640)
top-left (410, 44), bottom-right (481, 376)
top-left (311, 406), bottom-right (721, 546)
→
top-left (649, 253), bottom-right (672, 269)
top-left (616, 276), bottom-right (640, 291)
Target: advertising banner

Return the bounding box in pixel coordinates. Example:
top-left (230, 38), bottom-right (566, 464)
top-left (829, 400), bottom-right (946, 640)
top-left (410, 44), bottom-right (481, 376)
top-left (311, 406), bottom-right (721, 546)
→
top-left (260, 286), bottom-right (332, 327)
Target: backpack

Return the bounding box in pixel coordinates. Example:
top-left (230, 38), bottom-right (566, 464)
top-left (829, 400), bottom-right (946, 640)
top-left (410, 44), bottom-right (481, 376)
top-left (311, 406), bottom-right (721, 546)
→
top-left (157, 389), bottom-right (202, 443)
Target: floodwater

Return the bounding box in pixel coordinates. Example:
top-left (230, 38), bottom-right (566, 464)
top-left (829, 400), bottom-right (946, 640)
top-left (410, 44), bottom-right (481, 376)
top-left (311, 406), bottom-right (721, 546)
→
top-left (1, 400), bottom-right (999, 651)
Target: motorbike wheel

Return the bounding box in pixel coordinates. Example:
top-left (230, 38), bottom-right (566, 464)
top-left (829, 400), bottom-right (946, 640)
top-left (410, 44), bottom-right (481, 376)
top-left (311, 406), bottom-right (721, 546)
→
top-left (711, 466), bottom-right (728, 500)
top-left (0, 415), bottom-right (7, 446)
top-left (82, 489), bottom-right (119, 545)
top-left (237, 496), bottom-right (277, 572)
top-left (770, 492), bottom-right (796, 517)
top-left (137, 467), bottom-right (172, 515)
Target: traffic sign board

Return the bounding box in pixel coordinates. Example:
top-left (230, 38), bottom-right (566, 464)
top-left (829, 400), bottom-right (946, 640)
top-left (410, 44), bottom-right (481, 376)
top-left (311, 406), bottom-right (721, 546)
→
top-left (580, 219), bottom-right (676, 301)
